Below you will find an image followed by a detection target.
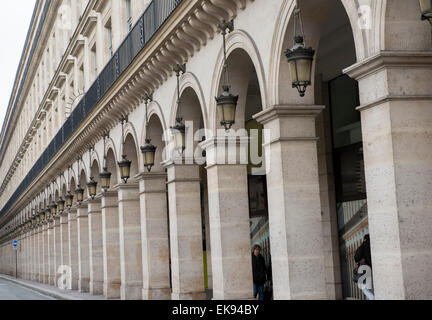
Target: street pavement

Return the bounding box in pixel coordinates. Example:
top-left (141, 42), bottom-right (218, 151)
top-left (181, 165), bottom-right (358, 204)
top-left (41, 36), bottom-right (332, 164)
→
top-left (0, 278), bottom-right (55, 300)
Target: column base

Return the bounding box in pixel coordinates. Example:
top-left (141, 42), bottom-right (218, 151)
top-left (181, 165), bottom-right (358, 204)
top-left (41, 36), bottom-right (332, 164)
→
top-left (121, 284), bottom-right (143, 300)
top-left (90, 280), bottom-right (104, 295)
top-left (171, 291), bottom-right (207, 300)
top-left (142, 288), bottom-right (171, 300)
top-left (79, 278), bottom-right (90, 292)
top-left (104, 281), bottom-right (121, 299)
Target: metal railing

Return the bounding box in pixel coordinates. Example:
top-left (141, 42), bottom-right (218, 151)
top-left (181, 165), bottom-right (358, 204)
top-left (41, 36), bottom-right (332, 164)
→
top-left (0, 0), bottom-right (184, 219)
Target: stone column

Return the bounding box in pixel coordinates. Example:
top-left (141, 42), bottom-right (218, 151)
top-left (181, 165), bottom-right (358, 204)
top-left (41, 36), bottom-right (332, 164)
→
top-left (43, 222), bottom-right (49, 284)
top-left (68, 209), bottom-right (79, 290)
top-left (101, 191), bottom-right (121, 299)
top-left (115, 183), bottom-right (143, 300)
top-left (88, 197), bottom-right (104, 295)
top-left (200, 137), bottom-right (253, 300)
top-left (345, 52), bottom-right (432, 299)
top-left (137, 172), bottom-right (171, 300)
top-left (48, 218), bottom-right (56, 285)
top-left (60, 212), bottom-right (70, 276)
top-left (53, 216), bottom-right (62, 284)
top-left (164, 161), bottom-right (206, 300)
top-left (77, 203), bottom-right (90, 292)
top-left (36, 225), bottom-right (42, 282)
top-left (254, 105), bottom-right (327, 300)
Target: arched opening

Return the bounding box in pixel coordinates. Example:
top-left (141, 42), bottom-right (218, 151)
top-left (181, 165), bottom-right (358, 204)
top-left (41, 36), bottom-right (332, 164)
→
top-left (274, 0), bottom-right (368, 300)
top-left (312, 0), bottom-right (368, 300)
top-left (123, 133), bottom-right (139, 182)
top-left (106, 148), bottom-right (118, 188)
top-left (90, 159), bottom-right (101, 195)
top-left (211, 45), bottom-right (272, 300)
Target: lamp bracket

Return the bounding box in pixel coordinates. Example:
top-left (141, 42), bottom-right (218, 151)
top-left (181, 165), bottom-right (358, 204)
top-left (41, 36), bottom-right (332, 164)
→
top-left (218, 20), bottom-right (234, 35)
top-left (174, 64), bottom-right (186, 76)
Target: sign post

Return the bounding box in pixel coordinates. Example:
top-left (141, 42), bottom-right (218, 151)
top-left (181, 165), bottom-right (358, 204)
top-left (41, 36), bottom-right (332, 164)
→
top-left (13, 240), bottom-right (18, 278)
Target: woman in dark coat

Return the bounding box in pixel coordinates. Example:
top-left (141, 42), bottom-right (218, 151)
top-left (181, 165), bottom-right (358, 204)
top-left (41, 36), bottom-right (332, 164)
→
top-left (252, 244), bottom-right (267, 300)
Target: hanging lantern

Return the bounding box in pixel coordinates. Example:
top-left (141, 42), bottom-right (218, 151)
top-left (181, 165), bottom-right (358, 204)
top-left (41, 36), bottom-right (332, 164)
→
top-left (87, 178), bottom-right (98, 199)
top-left (420, 0), bottom-right (432, 22)
top-left (141, 139), bottom-right (157, 172)
top-left (216, 85), bottom-right (239, 131)
top-left (49, 202), bottom-right (58, 215)
top-left (39, 210), bottom-right (46, 222)
top-left (118, 118), bottom-right (132, 183)
top-left (285, 5), bottom-right (315, 98)
top-left (75, 186), bottom-right (85, 203)
top-left (216, 20), bottom-right (237, 131)
top-left (118, 156), bottom-right (132, 184)
top-left (99, 168), bottom-right (112, 191)
top-left (171, 117), bottom-right (186, 154)
top-left (57, 198), bottom-right (65, 213)
top-left (65, 192), bottom-right (74, 208)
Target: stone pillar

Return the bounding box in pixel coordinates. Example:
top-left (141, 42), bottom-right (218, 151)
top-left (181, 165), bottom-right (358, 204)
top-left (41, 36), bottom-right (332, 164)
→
top-left (345, 52), bottom-right (432, 299)
top-left (137, 172), bottom-right (171, 300)
top-left (68, 209), bottom-right (79, 290)
top-left (48, 219), bottom-right (56, 285)
top-left (101, 191), bottom-right (121, 299)
top-left (43, 222), bottom-right (49, 284)
top-left (200, 137), bottom-right (253, 300)
top-left (60, 212), bottom-right (70, 275)
top-left (164, 161), bottom-right (206, 300)
top-left (115, 183), bottom-right (143, 300)
top-left (54, 216), bottom-right (62, 284)
top-left (36, 226), bottom-right (42, 282)
top-left (88, 197), bottom-right (104, 295)
top-left (254, 105), bottom-right (327, 300)
top-left (77, 203), bottom-right (90, 292)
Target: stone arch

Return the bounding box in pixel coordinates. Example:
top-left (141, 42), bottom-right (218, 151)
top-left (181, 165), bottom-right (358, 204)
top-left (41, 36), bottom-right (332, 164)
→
top-left (120, 122), bottom-right (141, 168)
top-left (143, 100), bottom-right (169, 144)
top-left (105, 146), bottom-right (119, 187)
top-left (143, 106), bottom-right (169, 171)
top-left (122, 132), bottom-right (140, 182)
top-left (268, 0), bottom-right (369, 106)
top-left (169, 72), bottom-right (210, 131)
top-left (209, 29), bottom-right (268, 132)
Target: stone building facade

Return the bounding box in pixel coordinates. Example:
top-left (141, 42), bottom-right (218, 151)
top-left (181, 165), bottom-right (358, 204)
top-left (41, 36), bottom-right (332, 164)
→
top-left (0, 0), bottom-right (431, 300)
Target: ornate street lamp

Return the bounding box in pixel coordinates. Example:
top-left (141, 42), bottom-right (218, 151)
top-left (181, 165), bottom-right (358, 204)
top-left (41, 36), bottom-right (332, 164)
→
top-left (87, 147), bottom-right (98, 199)
top-left (141, 139), bottom-right (157, 172)
top-left (57, 198), bottom-right (65, 213)
top-left (141, 94), bottom-right (157, 172)
top-left (420, 0), bottom-right (432, 23)
top-left (171, 117), bottom-right (186, 155)
top-left (285, 3), bottom-right (315, 97)
top-left (171, 64), bottom-right (186, 155)
top-left (100, 134), bottom-right (112, 191)
top-left (65, 191), bottom-right (74, 208)
top-left (216, 20), bottom-right (238, 131)
top-left (75, 157), bottom-right (85, 203)
top-left (49, 202), bottom-right (57, 216)
top-left (118, 117), bottom-right (132, 183)
top-left (75, 185), bottom-right (85, 203)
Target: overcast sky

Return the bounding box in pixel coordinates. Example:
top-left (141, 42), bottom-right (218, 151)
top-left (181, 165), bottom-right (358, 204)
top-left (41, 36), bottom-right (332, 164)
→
top-left (0, 1), bottom-right (37, 136)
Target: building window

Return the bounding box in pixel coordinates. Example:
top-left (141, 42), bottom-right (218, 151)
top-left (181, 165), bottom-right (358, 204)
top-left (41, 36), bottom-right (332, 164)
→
top-left (91, 45), bottom-right (97, 79)
top-left (105, 20), bottom-right (113, 58)
top-left (126, 0), bottom-right (132, 31)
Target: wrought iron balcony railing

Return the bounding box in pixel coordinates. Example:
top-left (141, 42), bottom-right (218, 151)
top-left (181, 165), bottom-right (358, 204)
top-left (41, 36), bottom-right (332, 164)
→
top-left (0, 0), bottom-right (183, 219)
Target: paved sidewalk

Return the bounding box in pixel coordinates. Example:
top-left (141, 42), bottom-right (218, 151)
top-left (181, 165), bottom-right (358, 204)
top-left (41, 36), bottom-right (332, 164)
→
top-left (0, 274), bottom-right (108, 300)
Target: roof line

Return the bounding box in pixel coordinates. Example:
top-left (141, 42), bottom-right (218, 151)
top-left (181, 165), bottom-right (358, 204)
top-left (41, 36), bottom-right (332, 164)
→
top-left (0, 0), bottom-right (44, 159)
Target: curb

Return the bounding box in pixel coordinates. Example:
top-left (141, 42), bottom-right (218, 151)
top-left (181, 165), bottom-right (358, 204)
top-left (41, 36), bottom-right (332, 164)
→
top-left (0, 275), bottom-right (88, 300)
